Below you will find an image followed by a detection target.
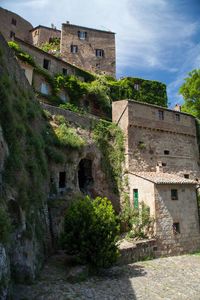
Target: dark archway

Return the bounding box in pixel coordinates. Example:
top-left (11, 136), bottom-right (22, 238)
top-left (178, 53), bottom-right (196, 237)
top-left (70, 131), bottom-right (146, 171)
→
top-left (78, 159), bottom-right (93, 194)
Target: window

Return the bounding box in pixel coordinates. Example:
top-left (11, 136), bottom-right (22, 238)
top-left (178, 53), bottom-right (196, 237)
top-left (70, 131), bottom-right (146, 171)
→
top-left (175, 113), bottom-right (180, 121)
top-left (133, 189), bottom-right (138, 209)
top-left (71, 45), bottom-right (78, 53)
top-left (162, 162), bottom-right (167, 167)
top-left (11, 18), bottom-right (17, 26)
top-left (62, 68), bottom-right (68, 76)
top-left (40, 82), bottom-right (49, 95)
top-left (59, 172), bottom-right (66, 188)
top-left (173, 222), bottom-right (180, 234)
top-left (164, 150), bottom-right (170, 155)
top-left (158, 110), bottom-right (164, 120)
top-left (78, 31), bottom-right (87, 40)
top-left (171, 189), bottom-right (178, 200)
top-left (34, 30), bottom-right (39, 36)
top-left (43, 59), bottom-right (50, 70)
top-left (10, 31), bottom-right (15, 38)
top-left (96, 49), bottom-right (104, 57)
top-left (184, 174), bottom-right (189, 179)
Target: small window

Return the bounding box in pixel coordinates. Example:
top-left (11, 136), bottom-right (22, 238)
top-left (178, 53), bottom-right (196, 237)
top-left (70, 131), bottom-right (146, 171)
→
top-left (162, 162), bottom-right (167, 167)
top-left (175, 113), bottom-right (180, 121)
top-left (71, 45), bottom-right (78, 53)
top-left (133, 189), bottom-right (138, 209)
top-left (96, 49), bottom-right (104, 57)
top-left (10, 31), bottom-right (15, 38)
top-left (173, 222), bottom-right (180, 234)
top-left (11, 18), bottom-right (17, 26)
top-left (40, 82), bottom-right (49, 95)
top-left (171, 189), bottom-right (178, 200)
top-left (59, 172), bottom-right (66, 188)
top-left (62, 68), bottom-right (68, 76)
top-left (164, 150), bottom-right (170, 155)
top-left (158, 110), bottom-right (164, 120)
top-left (43, 59), bottom-right (50, 70)
top-left (78, 31), bottom-right (87, 40)
top-left (34, 30), bottom-right (38, 36)
top-left (134, 83), bottom-right (140, 91)
top-left (184, 174), bottom-right (189, 179)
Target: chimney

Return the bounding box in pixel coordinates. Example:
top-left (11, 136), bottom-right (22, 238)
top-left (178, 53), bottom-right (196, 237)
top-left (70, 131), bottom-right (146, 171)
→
top-left (156, 162), bottom-right (163, 173)
top-left (66, 21), bottom-right (70, 24)
top-left (174, 104), bottom-right (181, 112)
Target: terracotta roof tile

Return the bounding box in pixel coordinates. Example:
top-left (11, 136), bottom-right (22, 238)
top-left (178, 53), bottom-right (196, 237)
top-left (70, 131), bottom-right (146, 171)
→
top-left (129, 172), bottom-right (197, 185)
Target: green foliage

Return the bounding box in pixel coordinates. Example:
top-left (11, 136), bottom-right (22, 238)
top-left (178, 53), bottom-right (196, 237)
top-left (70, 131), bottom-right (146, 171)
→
top-left (179, 69), bottom-right (200, 119)
top-left (120, 201), bottom-right (154, 239)
top-left (93, 120), bottom-right (124, 194)
top-left (39, 37), bottom-right (60, 54)
top-left (8, 41), bottom-right (36, 67)
top-left (61, 196), bottom-right (119, 269)
top-left (0, 207), bottom-right (11, 244)
top-left (54, 123), bottom-right (85, 149)
top-left (59, 103), bottom-right (86, 114)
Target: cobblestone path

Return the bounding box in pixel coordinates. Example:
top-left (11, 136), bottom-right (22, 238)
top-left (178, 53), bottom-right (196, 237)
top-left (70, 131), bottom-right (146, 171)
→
top-left (14, 254), bottom-right (200, 300)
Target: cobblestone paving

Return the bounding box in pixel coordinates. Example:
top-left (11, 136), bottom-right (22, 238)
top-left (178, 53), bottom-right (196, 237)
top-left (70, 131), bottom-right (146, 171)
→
top-left (14, 254), bottom-right (200, 300)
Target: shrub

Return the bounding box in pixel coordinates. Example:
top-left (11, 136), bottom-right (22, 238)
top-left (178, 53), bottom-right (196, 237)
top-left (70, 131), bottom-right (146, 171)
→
top-left (61, 196), bottom-right (120, 269)
top-left (120, 201), bottom-right (154, 239)
top-left (54, 123), bottom-right (85, 149)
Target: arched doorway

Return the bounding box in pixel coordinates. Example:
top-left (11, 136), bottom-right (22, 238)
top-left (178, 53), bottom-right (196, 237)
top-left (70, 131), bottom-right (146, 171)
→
top-left (78, 158), bottom-right (93, 194)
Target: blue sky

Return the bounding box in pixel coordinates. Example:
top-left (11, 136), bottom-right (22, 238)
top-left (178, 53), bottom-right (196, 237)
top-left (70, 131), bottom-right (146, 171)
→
top-left (1, 0), bottom-right (200, 107)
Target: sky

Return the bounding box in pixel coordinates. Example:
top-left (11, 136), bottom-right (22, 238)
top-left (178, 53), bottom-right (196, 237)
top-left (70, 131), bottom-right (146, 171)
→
top-left (1, 0), bottom-right (200, 107)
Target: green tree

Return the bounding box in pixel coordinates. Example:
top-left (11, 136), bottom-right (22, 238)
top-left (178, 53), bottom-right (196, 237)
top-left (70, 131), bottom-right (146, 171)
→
top-left (61, 196), bottom-right (119, 269)
top-left (179, 69), bottom-right (200, 118)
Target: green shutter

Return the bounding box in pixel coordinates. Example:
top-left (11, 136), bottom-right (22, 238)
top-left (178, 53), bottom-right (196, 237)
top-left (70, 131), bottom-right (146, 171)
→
top-left (133, 189), bottom-right (138, 209)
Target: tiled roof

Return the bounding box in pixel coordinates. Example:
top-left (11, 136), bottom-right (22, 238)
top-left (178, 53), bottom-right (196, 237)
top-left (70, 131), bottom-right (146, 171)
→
top-left (129, 172), bottom-right (197, 185)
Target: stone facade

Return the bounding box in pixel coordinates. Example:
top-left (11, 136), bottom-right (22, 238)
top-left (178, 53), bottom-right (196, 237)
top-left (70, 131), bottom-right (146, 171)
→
top-left (61, 23), bottom-right (116, 77)
top-left (112, 100), bottom-right (200, 180)
top-left (113, 100), bottom-right (200, 255)
top-left (30, 25), bottom-right (61, 47)
top-left (0, 7), bottom-right (32, 43)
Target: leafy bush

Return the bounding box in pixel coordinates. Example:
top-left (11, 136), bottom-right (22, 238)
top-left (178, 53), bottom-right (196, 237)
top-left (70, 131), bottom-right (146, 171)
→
top-left (120, 201), bottom-right (154, 239)
top-left (61, 196), bottom-right (119, 269)
top-left (54, 123), bottom-right (85, 149)
top-left (59, 103), bottom-right (85, 114)
top-left (0, 207), bottom-right (11, 244)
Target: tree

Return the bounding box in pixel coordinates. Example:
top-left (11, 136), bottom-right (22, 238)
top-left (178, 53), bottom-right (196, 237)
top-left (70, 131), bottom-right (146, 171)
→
top-left (61, 196), bottom-right (119, 269)
top-left (179, 69), bottom-right (200, 119)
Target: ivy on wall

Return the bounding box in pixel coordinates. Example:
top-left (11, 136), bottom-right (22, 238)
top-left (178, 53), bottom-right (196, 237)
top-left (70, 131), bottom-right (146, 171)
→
top-left (8, 41), bottom-right (168, 119)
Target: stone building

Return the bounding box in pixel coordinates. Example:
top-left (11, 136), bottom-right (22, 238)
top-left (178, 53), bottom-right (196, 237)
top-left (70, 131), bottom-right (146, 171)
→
top-left (60, 22), bottom-right (116, 76)
top-left (30, 25), bottom-right (61, 47)
top-left (0, 7), bottom-right (116, 77)
top-left (112, 99), bottom-right (200, 255)
top-left (0, 7), bottom-right (33, 42)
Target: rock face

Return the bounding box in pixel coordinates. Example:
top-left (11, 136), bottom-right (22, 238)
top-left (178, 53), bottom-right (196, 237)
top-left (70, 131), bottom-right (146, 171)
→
top-left (0, 33), bottom-right (121, 298)
top-left (0, 245), bottom-right (10, 300)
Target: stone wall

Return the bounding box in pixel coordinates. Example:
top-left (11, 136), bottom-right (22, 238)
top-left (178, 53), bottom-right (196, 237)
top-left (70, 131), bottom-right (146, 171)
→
top-left (112, 100), bottom-right (200, 180)
top-left (31, 26), bottom-right (61, 47)
top-left (0, 7), bottom-right (32, 43)
top-left (118, 239), bottom-right (157, 265)
top-left (0, 244), bottom-right (10, 300)
top-left (61, 23), bottom-right (116, 77)
top-left (41, 103), bottom-right (99, 129)
top-left (16, 38), bottom-right (78, 77)
top-left (155, 184), bottom-right (200, 255)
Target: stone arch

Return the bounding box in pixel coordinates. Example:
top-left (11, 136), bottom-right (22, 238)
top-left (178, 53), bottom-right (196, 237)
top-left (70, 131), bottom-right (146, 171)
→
top-left (78, 157), bottom-right (94, 195)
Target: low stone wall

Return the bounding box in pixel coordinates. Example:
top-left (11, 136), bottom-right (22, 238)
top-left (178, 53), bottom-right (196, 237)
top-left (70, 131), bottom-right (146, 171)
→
top-left (117, 239), bottom-right (157, 265)
top-left (41, 103), bottom-right (99, 129)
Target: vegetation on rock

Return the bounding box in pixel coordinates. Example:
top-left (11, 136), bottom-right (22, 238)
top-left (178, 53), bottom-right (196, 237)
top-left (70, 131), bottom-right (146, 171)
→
top-left (61, 196), bottom-right (119, 269)
top-left (93, 119), bottom-right (125, 194)
top-left (0, 207), bottom-right (11, 245)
